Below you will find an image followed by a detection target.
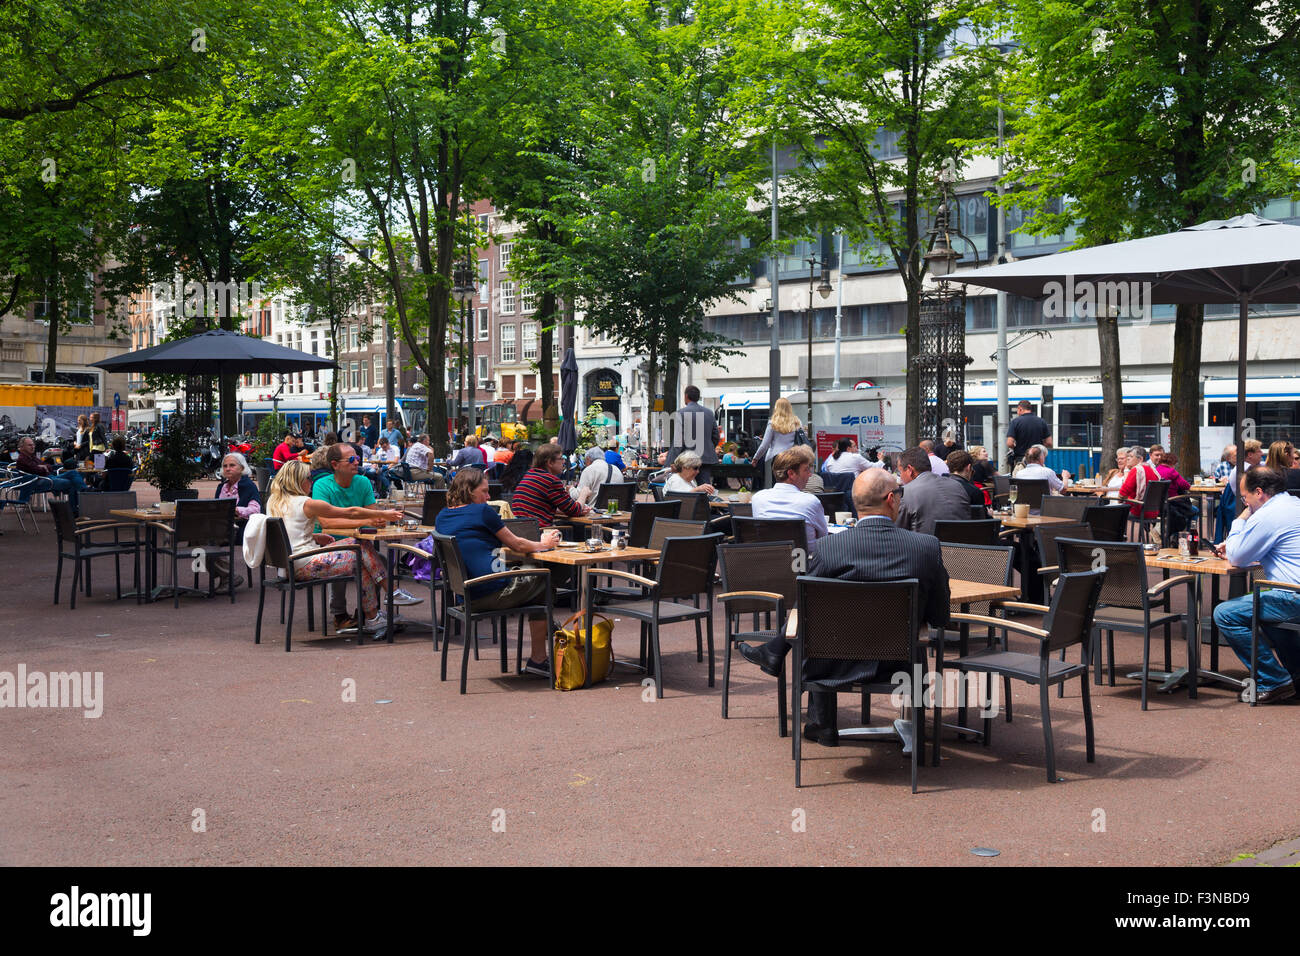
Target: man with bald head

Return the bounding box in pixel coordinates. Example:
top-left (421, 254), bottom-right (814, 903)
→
top-left (738, 468), bottom-right (950, 744)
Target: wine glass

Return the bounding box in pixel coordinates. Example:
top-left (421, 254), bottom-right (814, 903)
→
top-left (1008, 484), bottom-right (1019, 510)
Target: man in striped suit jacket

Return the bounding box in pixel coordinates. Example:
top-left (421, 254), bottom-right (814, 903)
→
top-left (738, 468), bottom-right (950, 745)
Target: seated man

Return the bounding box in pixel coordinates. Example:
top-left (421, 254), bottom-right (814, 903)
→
top-left (1015, 443), bottom-right (1069, 496)
top-left (750, 445), bottom-right (827, 550)
top-left (403, 433), bottom-right (444, 487)
top-left (1212, 467), bottom-right (1300, 704)
top-left (894, 446), bottom-right (971, 536)
top-left (919, 439), bottom-right (949, 476)
top-left (104, 435), bottom-right (135, 472)
top-left (738, 468), bottom-right (950, 743)
top-left (272, 432), bottom-right (303, 470)
top-left (15, 436), bottom-right (87, 516)
top-left (572, 446), bottom-right (624, 505)
top-left (372, 436), bottom-right (402, 489)
top-left (447, 435), bottom-right (486, 472)
top-left (945, 448), bottom-right (987, 511)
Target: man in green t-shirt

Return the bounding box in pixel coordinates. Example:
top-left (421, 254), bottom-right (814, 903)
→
top-left (313, 443), bottom-right (377, 629)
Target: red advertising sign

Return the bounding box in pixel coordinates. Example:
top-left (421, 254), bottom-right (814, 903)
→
top-left (815, 431), bottom-right (856, 464)
top-left (111, 409), bottom-right (126, 432)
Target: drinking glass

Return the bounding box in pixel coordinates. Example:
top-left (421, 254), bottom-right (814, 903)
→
top-left (607, 498), bottom-right (618, 515)
top-left (1008, 485), bottom-right (1019, 507)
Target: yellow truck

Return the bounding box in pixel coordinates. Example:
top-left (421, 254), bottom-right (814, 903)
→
top-left (0, 383), bottom-right (94, 407)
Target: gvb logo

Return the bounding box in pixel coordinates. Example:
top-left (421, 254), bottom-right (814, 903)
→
top-left (50, 886), bottom-right (151, 936)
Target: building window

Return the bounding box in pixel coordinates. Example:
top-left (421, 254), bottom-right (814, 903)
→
top-left (349, 362), bottom-right (359, 390)
top-left (499, 242), bottom-right (513, 272)
top-left (553, 333), bottom-right (561, 360)
top-left (478, 259), bottom-right (489, 303)
top-left (522, 322), bottom-right (538, 360)
top-left (373, 355), bottom-right (383, 385)
top-left (477, 355), bottom-right (488, 385)
top-left (500, 324), bottom-right (516, 362)
top-left (520, 283), bottom-right (536, 314)
top-left (477, 308), bottom-right (489, 340)
top-left (523, 374), bottom-right (537, 396)
top-left (360, 364), bottom-right (368, 390)
top-left (501, 374), bottom-right (516, 399)
top-left (478, 213), bottom-right (491, 235)
top-left (500, 281), bottom-right (516, 315)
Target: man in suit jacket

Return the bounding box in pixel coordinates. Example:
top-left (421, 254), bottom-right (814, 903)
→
top-left (895, 446), bottom-right (972, 536)
top-left (666, 385), bottom-right (720, 485)
top-left (738, 468), bottom-right (950, 744)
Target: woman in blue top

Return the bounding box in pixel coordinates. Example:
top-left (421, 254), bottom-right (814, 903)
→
top-left (434, 467), bottom-right (561, 676)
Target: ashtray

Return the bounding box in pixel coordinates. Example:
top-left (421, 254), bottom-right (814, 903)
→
top-left (358, 526), bottom-right (378, 535)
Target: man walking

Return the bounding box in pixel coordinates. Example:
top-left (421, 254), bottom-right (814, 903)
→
top-left (666, 385), bottom-right (720, 486)
top-left (1005, 400), bottom-right (1051, 470)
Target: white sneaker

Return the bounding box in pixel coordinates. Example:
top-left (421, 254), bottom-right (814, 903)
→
top-left (391, 587), bottom-right (424, 606)
top-left (364, 610), bottom-right (401, 634)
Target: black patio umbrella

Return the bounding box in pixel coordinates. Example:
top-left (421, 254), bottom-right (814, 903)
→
top-left (92, 328), bottom-right (336, 375)
top-left (558, 347), bottom-right (579, 455)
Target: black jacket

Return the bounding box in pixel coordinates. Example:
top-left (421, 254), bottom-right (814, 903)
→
top-left (214, 474), bottom-right (261, 511)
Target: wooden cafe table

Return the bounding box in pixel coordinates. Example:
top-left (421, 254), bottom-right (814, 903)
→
top-left (505, 541), bottom-right (660, 687)
top-left (320, 522), bottom-right (434, 642)
top-left (1145, 547), bottom-right (1258, 696)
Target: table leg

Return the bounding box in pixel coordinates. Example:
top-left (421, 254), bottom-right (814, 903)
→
top-left (385, 545), bottom-right (396, 643)
top-left (581, 565), bottom-right (593, 689)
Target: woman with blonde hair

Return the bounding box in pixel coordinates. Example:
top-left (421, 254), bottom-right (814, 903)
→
top-left (753, 397), bottom-right (808, 488)
top-left (1265, 439), bottom-right (1300, 490)
top-left (265, 459), bottom-right (404, 634)
top-left (73, 414), bottom-right (91, 462)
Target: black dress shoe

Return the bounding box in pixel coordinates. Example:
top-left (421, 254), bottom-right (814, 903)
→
top-left (1246, 682), bottom-right (1296, 704)
top-left (801, 723), bottom-right (840, 747)
top-left (737, 641), bottom-right (785, 677)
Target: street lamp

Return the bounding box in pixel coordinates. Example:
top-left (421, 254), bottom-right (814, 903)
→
top-left (805, 253), bottom-right (833, 430)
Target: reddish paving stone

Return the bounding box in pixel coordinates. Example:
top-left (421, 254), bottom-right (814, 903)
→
top-left (2, 484), bottom-right (1299, 865)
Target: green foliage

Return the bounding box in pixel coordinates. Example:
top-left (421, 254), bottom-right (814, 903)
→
top-left (251, 413), bottom-right (289, 467)
top-left (136, 423), bottom-right (206, 492)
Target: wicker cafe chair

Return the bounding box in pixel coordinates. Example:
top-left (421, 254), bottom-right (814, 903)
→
top-left (150, 498), bottom-right (238, 607)
top-left (626, 500), bottom-right (683, 548)
top-left (1124, 479), bottom-right (1169, 544)
top-left (1033, 522), bottom-right (1092, 599)
top-left (255, 517), bottom-right (364, 652)
top-left (814, 491), bottom-right (847, 520)
top-left (727, 501), bottom-right (754, 519)
top-left (718, 542), bottom-right (800, 734)
top-left (595, 481), bottom-right (637, 513)
top-left (586, 532), bottom-right (723, 698)
top-left (1249, 579), bottom-right (1300, 706)
top-left (730, 517), bottom-right (806, 548)
top-left (664, 490), bottom-right (711, 521)
top-left (421, 488), bottom-right (449, 527)
top-left (590, 515), bottom-right (704, 605)
top-left (1083, 503), bottom-right (1128, 542)
top-left (432, 531), bottom-right (554, 695)
top-left (50, 500), bottom-right (142, 609)
top-left (934, 519), bottom-right (1002, 546)
top-left (1055, 538), bottom-right (1195, 710)
top-left (1040, 495), bottom-right (1090, 520)
top-left (949, 569), bottom-right (1106, 782)
top-left (792, 577), bottom-right (927, 792)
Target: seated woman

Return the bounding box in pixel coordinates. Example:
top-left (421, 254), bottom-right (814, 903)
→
top-left (265, 460), bottom-right (405, 634)
top-left (1265, 439), bottom-right (1300, 491)
top-left (498, 446), bottom-right (534, 496)
top-left (217, 453), bottom-right (262, 519)
top-left (1153, 451), bottom-right (1191, 496)
top-left (720, 442), bottom-right (749, 465)
top-left (823, 437), bottom-right (873, 475)
top-left (434, 467), bottom-right (561, 676)
top-left (664, 451), bottom-right (717, 496)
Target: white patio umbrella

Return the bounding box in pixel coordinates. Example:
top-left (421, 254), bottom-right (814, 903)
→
top-left (946, 214), bottom-right (1300, 456)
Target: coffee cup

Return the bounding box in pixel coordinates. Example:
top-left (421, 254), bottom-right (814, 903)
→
top-left (835, 511), bottom-right (851, 525)
top-left (1014, 503), bottom-right (1030, 519)
top-left (159, 501), bottom-right (176, 517)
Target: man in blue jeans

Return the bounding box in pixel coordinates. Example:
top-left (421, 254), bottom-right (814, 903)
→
top-left (16, 436), bottom-right (87, 516)
top-left (1212, 466), bottom-right (1300, 704)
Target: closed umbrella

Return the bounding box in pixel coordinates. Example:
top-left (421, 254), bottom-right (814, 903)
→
top-left (558, 347), bottom-right (579, 455)
top-left (946, 214), bottom-right (1300, 459)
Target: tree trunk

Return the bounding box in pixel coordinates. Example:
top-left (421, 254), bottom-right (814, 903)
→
top-left (1170, 302), bottom-right (1204, 474)
top-left (1097, 312), bottom-right (1123, 470)
top-left (663, 343), bottom-right (680, 416)
top-left (539, 288), bottom-right (556, 416)
top-left (904, 289), bottom-right (920, 447)
top-left (44, 240), bottom-right (59, 383)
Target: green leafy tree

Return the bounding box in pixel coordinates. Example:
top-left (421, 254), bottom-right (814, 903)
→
top-left (995, 0), bottom-right (1300, 471)
top-left (730, 0), bottom-right (995, 445)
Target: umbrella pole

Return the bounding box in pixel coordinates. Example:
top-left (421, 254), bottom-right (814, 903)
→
top-left (1236, 297), bottom-right (1247, 469)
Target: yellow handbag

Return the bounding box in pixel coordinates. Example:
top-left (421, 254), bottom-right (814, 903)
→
top-left (553, 611), bottom-right (615, 691)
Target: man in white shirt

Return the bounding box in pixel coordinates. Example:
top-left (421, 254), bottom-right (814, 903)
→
top-left (403, 434), bottom-right (444, 487)
top-left (1015, 444), bottom-right (1070, 494)
top-left (920, 439), bottom-right (949, 475)
top-left (572, 446), bottom-right (624, 504)
top-left (751, 445), bottom-right (828, 550)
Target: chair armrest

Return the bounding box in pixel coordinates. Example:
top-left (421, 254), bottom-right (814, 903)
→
top-left (1167, 494), bottom-right (1195, 504)
top-left (998, 600), bottom-right (1050, 614)
top-left (464, 567), bottom-right (551, 588)
top-left (1119, 498), bottom-right (1144, 508)
top-left (997, 529), bottom-right (1017, 539)
top-left (385, 542), bottom-right (432, 561)
top-left (589, 568), bottom-right (657, 589)
top-left (1148, 574), bottom-right (1195, 597)
top-left (145, 521), bottom-right (175, 535)
top-left (949, 612), bottom-right (1049, 640)
top-left (1037, 565), bottom-right (1059, 576)
top-left (289, 543), bottom-right (362, 562)
top-left (785, 608), bottom-right (798, 639)
top-left (718, 589), bottom-right (784, 602)
top-left (76, 522), bottom-right (140, 536)
top-left (1255, 579), bottom-right (1300, 595)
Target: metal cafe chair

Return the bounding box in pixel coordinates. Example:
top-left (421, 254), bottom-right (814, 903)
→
top-left (595, 481), bottom-right (637, 513)
top-left (1249, 579), bottom-right (1300, 706)
top-left (255, 517), bottom-right (364, 652)
top-left (948, 569), bottom-right (1106, 782)
top-left (664, 490), bottom-right (712, 521)
top-left (50, 500), bottom-right (142, 609)
top-left (934, 519), bottom-right (1002, 546)
top-left (151, 498), bottom-right (239, 607)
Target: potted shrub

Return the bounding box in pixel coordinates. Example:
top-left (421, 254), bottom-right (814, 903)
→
top-left (137, 424), bottom-right (206, 500)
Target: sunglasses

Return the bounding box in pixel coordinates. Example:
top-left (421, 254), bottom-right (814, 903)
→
top-left (335, 455), bottom-right (361, 465)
